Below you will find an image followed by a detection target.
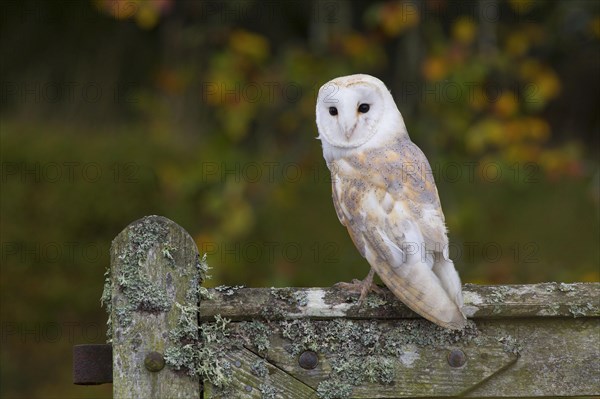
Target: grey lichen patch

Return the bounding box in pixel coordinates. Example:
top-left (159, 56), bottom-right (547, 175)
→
top-left (214, 285), bottom-right (245, 296)
top-left (100, 267), bottom-right (113, 342)
top-left (558, 282), bottom-right (575, 293)
top-left (544, 282), bottom-right (577, 293)
top-left (489, 286), bottom-right (510, 315)
top-left (332, 354), bottom-right (395, 384)
top-left (162, 243), bottom-right (177, 264)
top-left (568, 302), bottom-right (595, 317)
top-left (240, 321), bottom-right (271, 354)
top-left (382, 320), bottom-right (479, 350)
top-left (316, 379), bottom-right (353, 399)
top-left (537, 302), bottom-right (561, 316)
top-left (259, 287), bottom-right (308, 320)
top-left (251, 359), bottom-right (268, 378)
top-left (116, 218), bottom-right (172, 313)
top-left (196, 252), bottom-right (212, 281)
top-left (195, 253), bottom-right (214, 300)
top-left (364, 293), bottom-right (387, 309)
top-left (498, 335), bottom-right (522, 355)
top-left (186, 256), bottom-right (213, 303)
top-left (169, 302), bottom-right (200, 340)
top-left (259, 383), bottom-right (282, 399)
top-left (270, 287), bottom-right (308, 307)
top-left (280, 319), bottom-right (320, 355)
top-left (165, 314), bottom-right (233, 388)
top-left (489, 286), bottom-right (509, 303)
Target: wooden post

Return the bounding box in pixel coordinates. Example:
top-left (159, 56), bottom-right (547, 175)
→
top-left (108, 216), bottom-right (202, 398)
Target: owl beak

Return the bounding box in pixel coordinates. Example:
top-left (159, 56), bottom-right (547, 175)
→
top-left (345, 126), bottom-right (356, 140)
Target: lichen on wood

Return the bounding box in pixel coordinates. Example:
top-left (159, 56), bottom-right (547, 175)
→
top-left (109, 215), bottom-right (204, 398)
top-left (164, 313), bottom-right (233, 388)
top-left (199, 283), bottom-right (600, 321)
top-left (105, 216), bottom-right (599, 398)
top-left (103, 216), bottom-right (173, 342)
top-left (277, 318), bottom-right (480, 398)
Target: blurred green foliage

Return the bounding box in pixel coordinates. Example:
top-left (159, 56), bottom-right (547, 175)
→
top-left (1, 0), bottom-right (599, 398)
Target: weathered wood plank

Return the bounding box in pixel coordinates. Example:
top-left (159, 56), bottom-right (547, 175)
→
top-left (201, 316), bottom-right (599, 398)
top-left (466, 318), bottom-right (600, 397)
top-left (200, 282), bottom-right (599, 398)
top-left (259, 323), bottom-right (517, 398)
top-left (109, 216), bottom-right (202, 399)
top-left (204, 348), bottom-right (318, 398)
top-left (199, 283), bottom-right (599, 321)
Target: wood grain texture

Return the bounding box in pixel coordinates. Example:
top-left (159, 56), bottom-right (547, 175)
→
top-left (204, 348), bottom-right (318, 399)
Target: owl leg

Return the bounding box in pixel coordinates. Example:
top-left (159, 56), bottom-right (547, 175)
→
top-left (334, 268), bottom-right (385, 304)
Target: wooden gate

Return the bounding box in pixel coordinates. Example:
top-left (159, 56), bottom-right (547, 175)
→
top-left (73, 215), bottom-right (600, 398)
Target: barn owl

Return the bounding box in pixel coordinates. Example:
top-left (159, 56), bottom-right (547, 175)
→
top-left (315, 74), bottom-right (466, 329)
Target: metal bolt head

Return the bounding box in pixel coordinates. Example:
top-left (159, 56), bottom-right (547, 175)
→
top-left (298, 350), bottom-right (318, 370)
top-left (144, 351), bottom-right (165, 372)
top-left (447, 349), bottom-right (467, 368)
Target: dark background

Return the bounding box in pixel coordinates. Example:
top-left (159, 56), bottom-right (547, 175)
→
top-left (1, 0), bottom-right (598, 397)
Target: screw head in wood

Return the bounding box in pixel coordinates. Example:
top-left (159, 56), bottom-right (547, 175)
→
top-left (447, 349), bottom-right (467, 368)
top-left (298, 350), bottom-right (318, 370)
top-left (144, 351), bottom-right (165, 372)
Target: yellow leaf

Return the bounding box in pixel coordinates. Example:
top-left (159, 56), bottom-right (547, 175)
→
top-left (342, 34), bottom-right (369, 57)
top-left (504, 143), bottom-right (540, 163)
top-left (494, 91), bottom-right (518, 118)
top-left (519, 59), bottom-right (542, 80)
top-left (380, 1), bottom-right (419, 37)
top-left (135, 2), bottom-right (159, 29)
top-left (466, 119), bottom-right (504, 152)
top-left (505, 32), bottom-right (529, 57)
top-left (229, 30), bottom-right (270, 62)
top-left (534, 70), bottom-right (561, 100)
top-left (421, 56), bottom-right (447, 81)
top-left (523, 117), bottom-right (550, 141)
top-left (452, 17), bottom-right (477, 45)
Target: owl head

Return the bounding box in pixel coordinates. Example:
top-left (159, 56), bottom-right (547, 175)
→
top-left (316, 74), bottom-right (407, 161)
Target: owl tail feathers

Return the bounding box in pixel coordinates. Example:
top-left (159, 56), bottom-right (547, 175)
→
top-left (374, 260), bottom-right (467, 330)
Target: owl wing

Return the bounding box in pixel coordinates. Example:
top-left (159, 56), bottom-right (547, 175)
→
top-left (331, 140), bottom-right (466, 329)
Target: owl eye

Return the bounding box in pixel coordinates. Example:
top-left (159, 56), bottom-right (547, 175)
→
top-left (328, 107), bottom-right (338, 116)
top-left (358, 104), bottom-right (370, 113)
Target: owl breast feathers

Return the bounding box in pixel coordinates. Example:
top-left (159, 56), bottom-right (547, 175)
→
top-left (316, 74), bottom-right (466, 329)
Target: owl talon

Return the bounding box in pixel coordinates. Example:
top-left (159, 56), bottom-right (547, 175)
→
top-left (334, 268), bottom-right (383, 305)
top-left (332, 280), bottom-right (363, 292)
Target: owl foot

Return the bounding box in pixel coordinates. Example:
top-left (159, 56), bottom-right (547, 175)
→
top-left (334, 268), bottom-right (385, 304)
